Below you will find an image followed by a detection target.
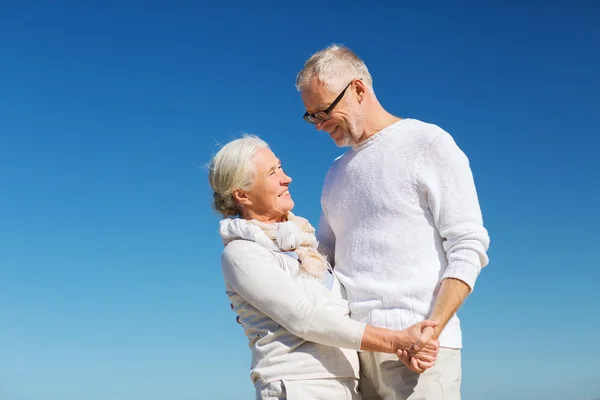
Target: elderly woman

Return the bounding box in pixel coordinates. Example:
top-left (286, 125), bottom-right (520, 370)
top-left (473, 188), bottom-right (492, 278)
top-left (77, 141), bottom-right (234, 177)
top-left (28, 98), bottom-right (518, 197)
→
top-left (208, 135), bottom-right (438, 400)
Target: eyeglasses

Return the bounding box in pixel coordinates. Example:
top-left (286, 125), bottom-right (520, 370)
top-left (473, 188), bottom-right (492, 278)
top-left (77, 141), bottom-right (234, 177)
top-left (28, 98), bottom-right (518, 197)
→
top-left (303, 81), bottom-right (354, 124)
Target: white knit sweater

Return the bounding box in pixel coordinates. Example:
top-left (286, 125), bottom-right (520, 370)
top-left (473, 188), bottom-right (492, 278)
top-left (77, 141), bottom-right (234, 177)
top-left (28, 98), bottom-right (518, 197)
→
top-left (317, 118), bottom-right (490, 349)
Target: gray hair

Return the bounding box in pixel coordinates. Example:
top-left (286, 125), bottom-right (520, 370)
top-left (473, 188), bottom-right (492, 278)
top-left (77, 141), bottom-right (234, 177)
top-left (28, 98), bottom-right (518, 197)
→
top-left (208, 135), bottom-right (269, 218)
top-left (295, 44), bottom-right (373, 94)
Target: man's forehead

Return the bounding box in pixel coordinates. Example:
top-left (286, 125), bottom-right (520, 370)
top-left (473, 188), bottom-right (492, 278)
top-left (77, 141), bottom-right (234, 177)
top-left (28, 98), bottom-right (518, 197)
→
top-left (300, 79), bottom-right (334, 111)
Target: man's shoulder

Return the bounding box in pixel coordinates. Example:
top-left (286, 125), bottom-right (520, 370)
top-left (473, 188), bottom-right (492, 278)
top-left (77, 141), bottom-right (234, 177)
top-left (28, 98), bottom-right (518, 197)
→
top-left (403, 118), bottom-right (451, 144)
top-left (322, 149), bottom-right (351, 180)
top-left (332, 148), bottom-right (351, 164)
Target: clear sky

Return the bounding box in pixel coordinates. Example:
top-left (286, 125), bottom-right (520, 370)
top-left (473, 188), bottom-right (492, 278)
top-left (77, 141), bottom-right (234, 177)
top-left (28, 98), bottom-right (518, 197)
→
top-left (1, 2), bottom-right (599, 400)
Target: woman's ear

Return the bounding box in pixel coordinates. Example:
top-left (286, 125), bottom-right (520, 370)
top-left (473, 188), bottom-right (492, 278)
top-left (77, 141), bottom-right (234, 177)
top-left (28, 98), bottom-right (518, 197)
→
top-left (232, 189), bottom-right (251, 207)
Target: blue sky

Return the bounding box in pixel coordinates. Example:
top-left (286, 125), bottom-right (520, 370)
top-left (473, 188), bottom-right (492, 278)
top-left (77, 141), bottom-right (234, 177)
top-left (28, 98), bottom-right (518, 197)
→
top-left (1, 2), bottom-right (599, 399)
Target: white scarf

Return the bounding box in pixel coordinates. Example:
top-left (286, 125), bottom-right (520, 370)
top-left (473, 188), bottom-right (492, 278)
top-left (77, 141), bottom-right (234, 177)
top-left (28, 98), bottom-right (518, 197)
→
top-left (219, 211), bottom-right (329, 279)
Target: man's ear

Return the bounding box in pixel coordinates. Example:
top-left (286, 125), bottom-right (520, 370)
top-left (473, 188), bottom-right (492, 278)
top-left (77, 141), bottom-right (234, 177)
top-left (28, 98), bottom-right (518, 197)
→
top-left (354, 79), bottom-right (367, 103)
top-left (232, 189), bottom-right (251, 207)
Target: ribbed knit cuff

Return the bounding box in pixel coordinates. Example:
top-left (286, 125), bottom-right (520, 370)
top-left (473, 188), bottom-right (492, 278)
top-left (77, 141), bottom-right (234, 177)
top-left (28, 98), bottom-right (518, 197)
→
top-left (442, 261), bottom-right (481, 291)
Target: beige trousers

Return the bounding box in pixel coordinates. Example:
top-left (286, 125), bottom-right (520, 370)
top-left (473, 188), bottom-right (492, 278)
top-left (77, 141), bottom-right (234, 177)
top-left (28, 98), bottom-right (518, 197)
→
top-left (256, 377), bottom-right (362, 400)
top-left (358, 349), bottom-right (462, 400)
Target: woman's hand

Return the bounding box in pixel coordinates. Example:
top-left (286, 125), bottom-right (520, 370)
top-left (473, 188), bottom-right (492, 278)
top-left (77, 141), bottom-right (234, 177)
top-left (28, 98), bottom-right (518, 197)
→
top-left (395, 320), bottom-right (437, 350)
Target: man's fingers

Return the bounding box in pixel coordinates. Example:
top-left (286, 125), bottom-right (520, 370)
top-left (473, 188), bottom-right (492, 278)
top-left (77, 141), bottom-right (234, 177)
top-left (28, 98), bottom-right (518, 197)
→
top-left (412, 353), bottom-right (436, 363)
top-left (416, 359), bottom-right (435, 370)
top-left (397, 350), bottom-right (419, 373)
top-left (398, 350), bottom-right (428, 374)
top-left (415, 351), bottom-right (437, 362)
top-left (423, 339), bottom-right (440, 351)
top-left (410, 357), bottom-right (425, 373)
top-left (418, 345), bottom-right (439, 358)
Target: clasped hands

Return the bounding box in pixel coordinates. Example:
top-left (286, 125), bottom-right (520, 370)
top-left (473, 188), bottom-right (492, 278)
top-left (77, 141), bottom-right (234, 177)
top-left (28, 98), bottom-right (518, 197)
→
top-left (231, 303), bottom-right (440, 374)
top-left (397, 323), bottom-right (440, 374)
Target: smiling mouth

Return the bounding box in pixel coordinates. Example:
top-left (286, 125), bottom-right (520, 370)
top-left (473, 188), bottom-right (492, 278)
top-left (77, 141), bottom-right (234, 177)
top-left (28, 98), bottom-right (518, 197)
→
top-left (329, 126), bottom-right (339, 136)
top-left (278, 190), bottom-right (290, 197)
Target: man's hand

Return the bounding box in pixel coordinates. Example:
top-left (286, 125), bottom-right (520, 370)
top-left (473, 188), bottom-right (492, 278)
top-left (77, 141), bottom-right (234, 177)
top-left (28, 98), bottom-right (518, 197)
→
top-left (396, 277), bottom-right (471, 373)
top-left (397, 342), bottom-right (438, 373)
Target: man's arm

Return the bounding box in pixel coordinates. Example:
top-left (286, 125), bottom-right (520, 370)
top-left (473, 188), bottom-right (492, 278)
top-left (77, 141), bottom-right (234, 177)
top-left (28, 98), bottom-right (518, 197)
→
top-left (411, 130), bottom-right (490, 351)
top-left (411, 277), bottom-right (471, 353)
top-left (429, 278), bottom-right (471, 334)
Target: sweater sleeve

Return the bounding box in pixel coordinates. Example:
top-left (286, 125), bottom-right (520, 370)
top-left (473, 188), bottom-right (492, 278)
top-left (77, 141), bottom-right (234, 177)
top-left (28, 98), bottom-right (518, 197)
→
top-left (416, 131), bottom-right (490, 291)
top-left (221, 240), bottom-right (366, 350)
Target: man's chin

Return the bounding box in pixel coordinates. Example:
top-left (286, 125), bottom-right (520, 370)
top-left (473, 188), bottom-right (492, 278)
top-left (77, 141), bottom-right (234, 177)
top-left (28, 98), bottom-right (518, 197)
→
top-left (333, 136), bottom-right (355, 148)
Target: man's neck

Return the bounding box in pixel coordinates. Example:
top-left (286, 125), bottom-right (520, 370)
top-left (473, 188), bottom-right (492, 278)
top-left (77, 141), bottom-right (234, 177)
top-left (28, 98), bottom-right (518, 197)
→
top-left (357, 110), bottom-right (402, 144)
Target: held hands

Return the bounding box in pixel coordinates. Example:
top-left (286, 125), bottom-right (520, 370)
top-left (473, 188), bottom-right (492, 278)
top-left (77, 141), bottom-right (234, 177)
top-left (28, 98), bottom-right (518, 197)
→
top-left (396, 323), bottom-right (440, 374)
top-left (232, 302), bottom-right (439, 373)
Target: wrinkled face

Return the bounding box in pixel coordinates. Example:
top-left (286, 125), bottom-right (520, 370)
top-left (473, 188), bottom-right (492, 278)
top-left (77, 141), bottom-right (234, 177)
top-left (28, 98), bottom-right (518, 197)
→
top-left (300, 77), bottom-right (365, 147)
top-left (239, 147), bottom-right (294, 222)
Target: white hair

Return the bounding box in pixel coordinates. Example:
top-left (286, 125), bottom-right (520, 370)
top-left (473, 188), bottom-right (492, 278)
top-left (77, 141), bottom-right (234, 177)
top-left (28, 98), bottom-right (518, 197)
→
top-left (208, 135), bottom-right (269, 218)
top-left (295, 44), bottom-right (373, 94)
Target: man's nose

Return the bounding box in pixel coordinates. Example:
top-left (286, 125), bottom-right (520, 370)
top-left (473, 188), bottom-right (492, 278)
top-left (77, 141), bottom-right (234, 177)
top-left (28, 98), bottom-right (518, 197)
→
top-left (315, 121), bottom-right (324, 131)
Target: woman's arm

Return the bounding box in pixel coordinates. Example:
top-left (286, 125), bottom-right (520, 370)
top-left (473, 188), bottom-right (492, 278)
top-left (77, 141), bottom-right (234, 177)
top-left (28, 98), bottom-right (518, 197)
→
top-left (221, 240), bottom-right (434, 353)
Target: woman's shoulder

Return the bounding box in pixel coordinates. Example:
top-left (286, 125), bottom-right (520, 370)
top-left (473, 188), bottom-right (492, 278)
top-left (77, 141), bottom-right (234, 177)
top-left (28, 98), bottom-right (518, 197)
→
top-left (221, 239), bottom-right (276, 265)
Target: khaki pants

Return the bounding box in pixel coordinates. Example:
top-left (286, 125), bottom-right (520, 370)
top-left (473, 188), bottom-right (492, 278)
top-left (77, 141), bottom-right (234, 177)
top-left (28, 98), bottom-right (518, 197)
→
top-left (358, 349), bottom-right (462, 400)
top-left (257, 377), bottom-right (361, 400)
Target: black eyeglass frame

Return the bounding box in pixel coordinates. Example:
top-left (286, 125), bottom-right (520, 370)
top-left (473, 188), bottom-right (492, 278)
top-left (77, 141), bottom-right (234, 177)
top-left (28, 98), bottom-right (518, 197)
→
top-left (303, 80), bottom-right (356, 124)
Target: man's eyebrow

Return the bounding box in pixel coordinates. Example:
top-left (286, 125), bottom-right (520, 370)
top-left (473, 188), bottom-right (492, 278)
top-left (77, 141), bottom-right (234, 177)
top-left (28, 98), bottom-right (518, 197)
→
top-left (309, 103), bottom-right (328, 112)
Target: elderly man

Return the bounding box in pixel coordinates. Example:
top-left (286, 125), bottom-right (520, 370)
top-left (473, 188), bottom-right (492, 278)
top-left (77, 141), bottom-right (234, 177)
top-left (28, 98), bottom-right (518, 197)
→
top-left (295, 44), bottom-right (490, 400)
